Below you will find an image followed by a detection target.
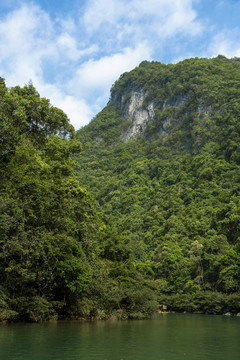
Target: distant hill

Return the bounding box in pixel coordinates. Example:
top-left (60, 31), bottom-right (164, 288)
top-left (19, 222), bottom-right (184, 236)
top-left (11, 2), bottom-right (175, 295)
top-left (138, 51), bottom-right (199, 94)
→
top-left (75, 56), bottom-right (240, 315)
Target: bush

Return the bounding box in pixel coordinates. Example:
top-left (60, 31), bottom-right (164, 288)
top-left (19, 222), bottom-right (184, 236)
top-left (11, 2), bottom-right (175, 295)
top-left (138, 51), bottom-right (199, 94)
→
top-left (10, 296), bottom-right (57, 322)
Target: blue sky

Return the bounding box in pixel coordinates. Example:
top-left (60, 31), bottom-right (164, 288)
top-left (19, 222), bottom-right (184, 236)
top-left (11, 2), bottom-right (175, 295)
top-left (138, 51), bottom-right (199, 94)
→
top-left (0, 0), bottom-right (240, 130)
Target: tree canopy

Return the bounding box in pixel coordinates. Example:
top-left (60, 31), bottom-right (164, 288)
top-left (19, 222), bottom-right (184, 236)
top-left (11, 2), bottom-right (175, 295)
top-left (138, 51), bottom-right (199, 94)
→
top-left (1, 56), bottom-right (240, 321)
top-left (0, 80), bottom-right (97, 322)
top-left (75, 56), bottom-right (240, 316)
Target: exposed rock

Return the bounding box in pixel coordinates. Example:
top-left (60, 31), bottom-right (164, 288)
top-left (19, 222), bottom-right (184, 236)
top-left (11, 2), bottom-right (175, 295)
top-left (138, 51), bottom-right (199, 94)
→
top-left (113, 85), bottom-right (210, 143)
top-left (119, 89), bottom-right (155, 142)
top-left (117, 91), bottom-right (191, 142)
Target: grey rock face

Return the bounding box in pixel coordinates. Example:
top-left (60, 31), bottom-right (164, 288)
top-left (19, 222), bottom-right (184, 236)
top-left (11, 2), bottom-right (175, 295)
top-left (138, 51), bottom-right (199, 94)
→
top-left (117, 90), bottom-right (155, 142)
top-left (113, 87), bottom-right (210, 143)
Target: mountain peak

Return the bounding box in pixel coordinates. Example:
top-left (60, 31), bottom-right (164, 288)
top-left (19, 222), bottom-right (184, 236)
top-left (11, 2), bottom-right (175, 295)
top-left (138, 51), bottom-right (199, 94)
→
top-left (75, 56), bottom-right (240, 315)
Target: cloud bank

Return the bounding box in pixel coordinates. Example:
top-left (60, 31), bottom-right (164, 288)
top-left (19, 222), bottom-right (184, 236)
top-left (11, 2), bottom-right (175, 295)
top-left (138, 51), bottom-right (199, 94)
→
top-left (0, 0), bottom-right (239, 129)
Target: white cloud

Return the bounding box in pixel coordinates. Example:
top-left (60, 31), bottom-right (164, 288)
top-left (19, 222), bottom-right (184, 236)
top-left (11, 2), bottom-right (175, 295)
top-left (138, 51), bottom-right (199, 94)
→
top-left (0, 0), bottom-right (206, 130)
top-left (155, 0), bottom-right (202, 37)
top-left (0, 3), bottom-right (93, 129)
top-left (60, 97), bottom-right (92, 130)
top-left (83, 0), bottom-right (203, 39)
top-left (208, 30), bottom-right (240, 58)
top-left (73, 44), bottom-right (151, 93)
top-left (57, 34), bottom-right (98, 61)
top-left (0, 4), bottom-right (53, 57)
top-left (32, 82), bottom-right (92, 130)
top-left (0, 3), bottom-right (56, 85)
top-left (57, 33), bottom-right (81, 61)
top-left (82, 0), bottom-right (125, 32)
top-left (58, 16), bottom-right (77, 33)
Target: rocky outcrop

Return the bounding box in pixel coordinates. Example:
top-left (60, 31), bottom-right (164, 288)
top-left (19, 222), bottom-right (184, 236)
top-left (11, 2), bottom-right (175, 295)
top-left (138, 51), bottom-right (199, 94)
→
top-left (116, 89), bottom-right (155, 142)
top-left (112, 87), bottom-right (210, 143)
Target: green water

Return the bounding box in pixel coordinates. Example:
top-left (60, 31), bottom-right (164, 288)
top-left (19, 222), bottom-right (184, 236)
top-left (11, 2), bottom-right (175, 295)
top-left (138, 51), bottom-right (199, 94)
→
top-left (0, 314), bottom-right (240, 360)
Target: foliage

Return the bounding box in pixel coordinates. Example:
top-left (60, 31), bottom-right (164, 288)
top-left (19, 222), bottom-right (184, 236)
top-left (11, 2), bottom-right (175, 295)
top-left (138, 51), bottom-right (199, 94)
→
top-left (0, 80), bottom-right (97, 321)
top-left (75, 56), bottom-right (240, 315)
top-left (2, 56), bottom-right (240, 320)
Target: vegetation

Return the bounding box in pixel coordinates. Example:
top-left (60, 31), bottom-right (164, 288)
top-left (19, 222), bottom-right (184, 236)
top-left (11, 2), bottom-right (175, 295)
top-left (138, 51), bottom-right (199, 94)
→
top-left (1, 56), bottom-right (240, 322)
top-left (75, 56), bottom-right (240, 316)
top-left (0, 80), bottom-right (99, 322)
top-left (0, 79), bottom-right (158, 322)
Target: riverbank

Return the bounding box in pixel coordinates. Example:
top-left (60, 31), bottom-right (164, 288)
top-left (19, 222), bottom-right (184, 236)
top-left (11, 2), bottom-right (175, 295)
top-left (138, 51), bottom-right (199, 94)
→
top-left (158, 291), bottom-right (240, 316)
top-left (1, 290), bottom-right (240, 323)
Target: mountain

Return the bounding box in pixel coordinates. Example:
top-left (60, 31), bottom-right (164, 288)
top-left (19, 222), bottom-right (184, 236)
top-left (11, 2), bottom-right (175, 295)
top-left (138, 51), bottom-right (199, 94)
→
top-left (1, 56), bottom-right (240, 322)
top-left (75, 56), bottom-right (240, 315)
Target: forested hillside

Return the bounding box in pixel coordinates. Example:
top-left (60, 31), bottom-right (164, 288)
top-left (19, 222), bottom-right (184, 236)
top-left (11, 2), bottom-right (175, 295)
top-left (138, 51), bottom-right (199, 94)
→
top-left (75, 56), bottom-right (240, 315)
top-left (1, 56), bottom-right (240, 322)
top-left (0, 80), bottom-right (99, 322)
top-left (0, 79), bottom-right (158, 322)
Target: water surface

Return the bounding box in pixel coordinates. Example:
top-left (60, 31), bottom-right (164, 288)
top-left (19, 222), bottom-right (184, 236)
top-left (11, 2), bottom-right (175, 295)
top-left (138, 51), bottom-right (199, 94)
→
top-left (0, 314), bottom-right (239, 360)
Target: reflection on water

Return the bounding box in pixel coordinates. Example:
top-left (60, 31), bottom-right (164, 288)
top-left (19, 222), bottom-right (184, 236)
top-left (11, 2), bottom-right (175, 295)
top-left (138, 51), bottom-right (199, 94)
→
top-left (0, 314), bottom-right (240, 360)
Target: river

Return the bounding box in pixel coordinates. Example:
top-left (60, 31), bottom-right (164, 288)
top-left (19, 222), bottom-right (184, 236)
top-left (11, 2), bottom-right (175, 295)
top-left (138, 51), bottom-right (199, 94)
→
top-left (0, 314), bottom-right (240, 359)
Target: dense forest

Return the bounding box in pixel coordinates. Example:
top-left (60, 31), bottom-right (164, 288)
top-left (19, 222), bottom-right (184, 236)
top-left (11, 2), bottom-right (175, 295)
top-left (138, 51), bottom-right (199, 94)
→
top-left (0, 80), bottom-right (100, 321)
top-left (1, 56), bottom-right (240, 322)
top-left (75, 56), bottom-right (240, 317)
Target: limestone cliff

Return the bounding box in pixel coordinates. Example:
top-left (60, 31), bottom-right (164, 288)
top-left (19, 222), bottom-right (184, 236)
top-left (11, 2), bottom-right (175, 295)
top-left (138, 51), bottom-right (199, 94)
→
top-left (111, 84), bottom-right (210, 144)
top-left (115, 89), bottom-right (155, 141)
